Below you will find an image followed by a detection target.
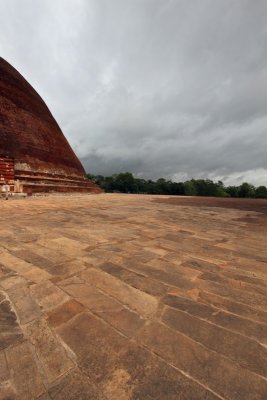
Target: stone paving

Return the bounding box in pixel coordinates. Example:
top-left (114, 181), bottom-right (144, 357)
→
top-left (0, 193), bottom-right (267, 400)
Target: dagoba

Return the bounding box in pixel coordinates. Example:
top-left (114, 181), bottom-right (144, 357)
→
top-left (0, 57), bottom-right (101, 194)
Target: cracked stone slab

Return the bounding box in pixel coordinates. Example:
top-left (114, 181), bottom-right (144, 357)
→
top-left (48, 369), bottom-right (101, 400)
top-left (30, 281), bottom-right (69, 312)
top-left (24, 318), bottom-right (74, 384)
top-left (5, 341), bottom-right (45, 400)
top-left (0, 381), bottom-right (17, 400)
top-left (138, 321), bottom-right (267, 400)
top-left (80, 268), bottom-right (158, 318)
top-left (0, 293), bottom-right (24, 350)
top-left (7, 284), bottom-right (41, 325)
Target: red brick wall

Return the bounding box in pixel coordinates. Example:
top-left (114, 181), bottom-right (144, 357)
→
top-left (0, 57), bottom-right (87, 179)
top-left (0, 157), bottom-right (14, 183)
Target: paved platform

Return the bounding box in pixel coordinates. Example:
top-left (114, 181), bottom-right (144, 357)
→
top-left (0, 193), bottom-right (267, 400)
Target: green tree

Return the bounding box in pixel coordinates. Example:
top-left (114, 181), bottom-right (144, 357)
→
top-left (86, 172), bottom-right (263, 198)
top-left (225, 186), bottom-right (239, 197)
top-left (184, 180), bottom-right (198, 196)
top-left (113, 172), bottom-right (135, 193)
top-left (255, 186), bottom-right (267, 198)
top-left (238, 182), bottom-right (255, 198)
top-left (169, 182), bottom-right (185, 195)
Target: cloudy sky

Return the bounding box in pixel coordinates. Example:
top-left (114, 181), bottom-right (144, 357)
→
top-left (0, 0), bottom-right (266, 185)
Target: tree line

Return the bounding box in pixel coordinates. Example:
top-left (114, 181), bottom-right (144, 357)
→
top-left (87, 172), bottom-right (267, 198)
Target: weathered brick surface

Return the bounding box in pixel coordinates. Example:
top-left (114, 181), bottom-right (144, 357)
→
top-left (0, 57), bottom-right (101, 193)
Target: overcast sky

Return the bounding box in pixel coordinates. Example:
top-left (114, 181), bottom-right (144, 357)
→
top-left (0, 0), bottom-right (266, 185)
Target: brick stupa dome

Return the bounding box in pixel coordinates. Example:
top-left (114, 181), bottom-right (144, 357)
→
top-left (0, 57), bottom-right (101, 194)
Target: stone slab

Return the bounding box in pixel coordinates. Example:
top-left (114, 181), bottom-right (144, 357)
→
top-left (24, 318), bottom-right (74, 384)
top-left (1, 193), bottom-right (267, 399)
top-left (6, 341), bottom-right (45, 400)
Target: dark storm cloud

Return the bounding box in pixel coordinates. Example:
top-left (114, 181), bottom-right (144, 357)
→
top-left (0, 0), bottom-right (266, 185)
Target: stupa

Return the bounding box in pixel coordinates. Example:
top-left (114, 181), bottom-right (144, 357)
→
top-left (0, 57), bottom-right (101, 194)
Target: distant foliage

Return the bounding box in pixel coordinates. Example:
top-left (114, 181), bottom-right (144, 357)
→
top-left (86, 173), bottom-right (267, 198)
top-left (255, 186), bottom-right (267, 198)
